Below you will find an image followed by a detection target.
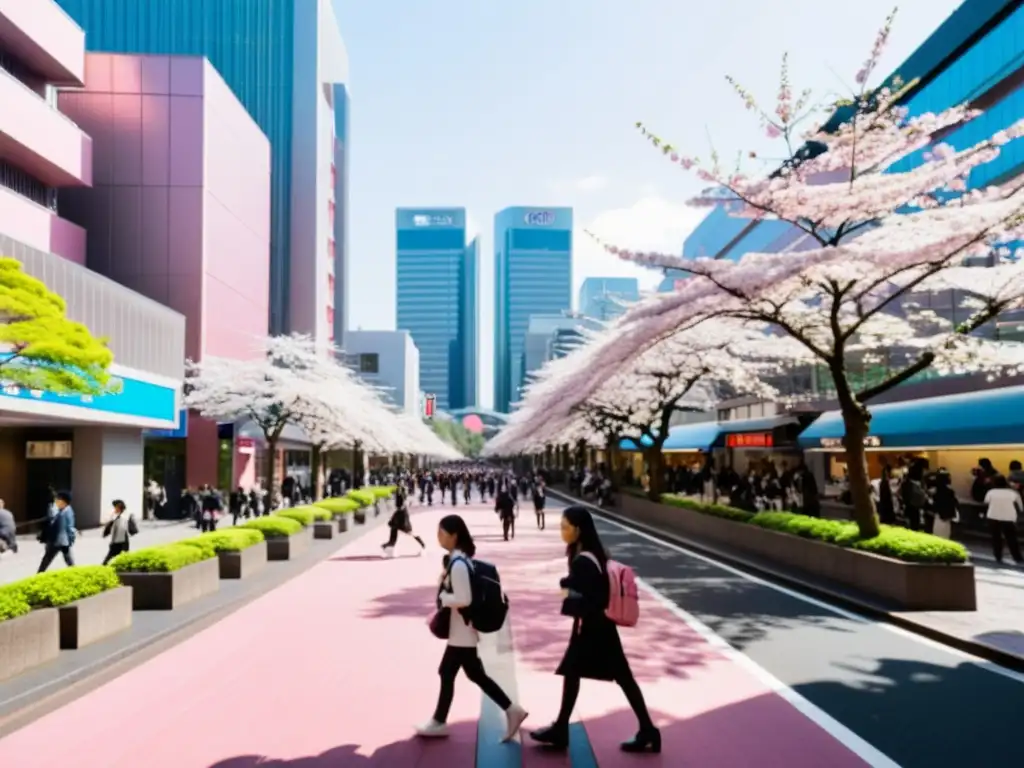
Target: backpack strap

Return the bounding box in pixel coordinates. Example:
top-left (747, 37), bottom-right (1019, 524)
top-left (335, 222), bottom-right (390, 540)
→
top-left (578, 551), bottom-right (602, 573)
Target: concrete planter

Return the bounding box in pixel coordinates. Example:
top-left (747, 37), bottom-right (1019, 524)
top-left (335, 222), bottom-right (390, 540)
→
top-left (617, 494), bottom-right (976, 611)
top-left (266, 527), bottom-right (313, 561)
top-left (58, 586), bottom-right (133, 649)
top-left (313, 520), bottom-right (334, 540)
top-left (335, 512), bottom-right (354, 533)
top-left (0, 608), bottom-right (59, 682)
top-left (354, 509), bottom-right (367, 525)
top-left (373, 501), bottom-right (381, 518)
top-left (117, 557), bottom-right (221, 610)
top-left (217, 541), bottom-right (268, 579)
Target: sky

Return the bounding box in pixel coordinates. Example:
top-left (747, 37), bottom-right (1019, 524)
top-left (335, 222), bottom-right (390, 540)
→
top-left (333, 0), bottom-right (964, 410)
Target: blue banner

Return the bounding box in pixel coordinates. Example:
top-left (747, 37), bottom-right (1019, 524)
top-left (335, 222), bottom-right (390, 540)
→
top-left (0, 373), bottom-right (178, 424)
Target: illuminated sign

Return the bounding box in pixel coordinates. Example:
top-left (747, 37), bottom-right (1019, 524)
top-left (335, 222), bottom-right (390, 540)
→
top-left (236, 437), bottom-right (256, 455)
top-left (524, 211), bottom-right (555, 226)
top-left (726, 433), bottom-right (773, 449)
top-left (424, 394), bottom-right (436, 418)
top-left (412, 214), bottom-right (454, 227)
top-left (819, 436), bottom-right (882, 449)
top-left (26, 441), bottom-right (73, 459)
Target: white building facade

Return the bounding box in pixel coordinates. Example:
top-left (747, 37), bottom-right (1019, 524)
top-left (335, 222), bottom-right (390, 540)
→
top-left (345, 331), bottom-right (421, 418)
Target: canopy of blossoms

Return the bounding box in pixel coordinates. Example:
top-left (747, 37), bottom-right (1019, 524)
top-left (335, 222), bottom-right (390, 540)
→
top-left (185, 334), bottom-right (461, 459)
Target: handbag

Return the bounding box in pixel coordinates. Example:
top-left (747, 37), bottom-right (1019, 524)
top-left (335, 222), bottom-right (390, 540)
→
top-left (428, 607), bottom-right (451, 639)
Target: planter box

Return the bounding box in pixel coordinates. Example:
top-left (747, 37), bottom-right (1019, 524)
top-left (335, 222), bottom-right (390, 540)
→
top-left (217, 541), bottom-right (268, 579)
top-left (335, 512), bottom-right (354, 533)
top-left (0, 608), bottom-right (59, 682)
top-left (58, 586), bottom-right (133, 649)
top-left (373, 501), bottom-right (381, 518)
top-left (117, 557), bottom-right (221, 610)
top-left (354, 509), bottom-right (367, 525)
top-left (266, 527), bottom-right (312, 561)
top-left (313, 520), bottom-right (334, 540)
top-left (617, 494), bottom-right (976, 611)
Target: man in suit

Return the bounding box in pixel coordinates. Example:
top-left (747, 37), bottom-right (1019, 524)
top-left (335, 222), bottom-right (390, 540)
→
top-left (37, 491), bottom-right (76, 572)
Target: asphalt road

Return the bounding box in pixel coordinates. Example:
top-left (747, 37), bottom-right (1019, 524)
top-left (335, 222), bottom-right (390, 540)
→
top-left (549, 499), bottom-right (1024, 767)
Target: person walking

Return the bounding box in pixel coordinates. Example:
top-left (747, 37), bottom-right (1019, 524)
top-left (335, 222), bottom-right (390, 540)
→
top-left (530, 506), bottom-right (660, 753)
top-left (929, 470), bottom-right (959, 539)
top-left (200, 485), bottom-right (223, 532)
top-left (229, 486), bottom-right (249, 524)
top-left (381, 488), bottom-right (426, 556)
top-left (102, 500), bottom-right (137, 564)
top-left (496, 483), bottom-right (517, 541)
top-left (984, 475), bottom-right (1023, 564)
top-left (418, 514), bottom-right (528, 741)
top-left (532, 477), bottom-right (547, 530)
top-left (37, 491), bottom-right (77, 572)
top-left (0, 499), bottom-right (17, 557)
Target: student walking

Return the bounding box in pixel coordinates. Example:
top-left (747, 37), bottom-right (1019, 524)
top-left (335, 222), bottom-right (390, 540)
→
top-left (532, 477), bottom-right (547, 530)
top-left (381, 488), bottom-right (425, 556)
top-left (102, 500), bottom-right (138, 564)
top-left (37, 491), bottom-right (77, 572)
top-left (984, 475), bottom-right (1023, 564)
top-left (496, 484), bottom-right (517, 541)
top-left (530, 506), bottom-right (660, 753)
top-left (418, 515), bottom-right (528, 741)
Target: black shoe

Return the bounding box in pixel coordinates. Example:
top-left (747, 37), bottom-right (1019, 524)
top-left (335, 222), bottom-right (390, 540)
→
top-left (530, 724), bottom-right (569, 750)
top-left (620, 727), bottom-right (661, 753)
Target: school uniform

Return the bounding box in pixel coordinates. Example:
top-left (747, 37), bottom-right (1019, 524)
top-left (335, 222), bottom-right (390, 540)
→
top-left (558, 553), bottom-right (630, 681)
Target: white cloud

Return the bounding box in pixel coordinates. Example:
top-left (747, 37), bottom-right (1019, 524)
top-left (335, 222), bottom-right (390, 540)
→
top-left (548, 173), bottom-right (609, 196)
top-left (572, 196), bottom-right (707, 301)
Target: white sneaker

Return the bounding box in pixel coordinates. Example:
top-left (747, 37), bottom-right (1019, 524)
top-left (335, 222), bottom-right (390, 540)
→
top-left (382, 546), bottom-right (395, 559)
top-left (503, 704), bottom-right (529, 742)
top-left (416, 719), bottom-right (449, 738)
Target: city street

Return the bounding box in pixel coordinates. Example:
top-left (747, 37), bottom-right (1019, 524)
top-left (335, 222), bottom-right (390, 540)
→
top-left (0, 501), bottom-right (1020, 766)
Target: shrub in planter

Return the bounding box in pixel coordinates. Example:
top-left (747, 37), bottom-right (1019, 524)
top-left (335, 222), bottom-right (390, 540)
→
top-left (202, 528), bottom-right (268, 579)
top-left (239, 516), bottom-right (303, 539)
top-left (276, 508), bottom-right (317, 527)
top-left (192, 528), bottom-right (265, 552)
top-left (662, 494), bottom-right (754, 523)
top-left (110, 543), bottom-right (214, 573)
top-left (0, 588), bottom-right (31, 622)
top-left (346, 489), bottom-right (375, 508)
top-left (9, 566), bottom-right (121, 608)
top-left (315, 498), bottom-right (360, 515)
top-left (370, 486), bottom-right (395, 499)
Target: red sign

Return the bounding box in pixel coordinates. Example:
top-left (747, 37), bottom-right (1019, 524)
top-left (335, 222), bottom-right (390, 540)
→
top-left (236, 437), bottom-right (256, 454)
top-left (424, 394), bottom-right (436, 418)
top-left (726, 432), bottom-right (773, 449)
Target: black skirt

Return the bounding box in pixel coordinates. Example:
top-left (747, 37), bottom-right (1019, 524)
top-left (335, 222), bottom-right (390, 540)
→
top-left (555, 614), bottom-right (630, 681)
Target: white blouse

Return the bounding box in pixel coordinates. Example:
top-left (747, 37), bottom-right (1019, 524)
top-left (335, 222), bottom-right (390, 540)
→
top-left (439, 549), bottom-right (478, 647)
top-left (985, 488), bottom-right (1022, 523)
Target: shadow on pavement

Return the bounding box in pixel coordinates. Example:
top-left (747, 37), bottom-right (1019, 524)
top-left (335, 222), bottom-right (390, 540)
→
top-left (329, 554), bottom-right (422, 562)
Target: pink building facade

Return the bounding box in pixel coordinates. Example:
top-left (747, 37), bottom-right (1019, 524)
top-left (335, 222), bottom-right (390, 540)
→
top-left (0, 0), bottom-right (91, 264)
top-left (59, 53), bottom-right (271, 489)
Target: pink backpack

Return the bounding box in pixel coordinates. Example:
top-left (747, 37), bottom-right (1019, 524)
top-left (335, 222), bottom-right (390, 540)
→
top-left (580, 552), bottom-right (640, 627)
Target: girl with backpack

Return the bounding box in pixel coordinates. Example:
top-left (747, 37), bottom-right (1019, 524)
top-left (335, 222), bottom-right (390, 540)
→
top-left (530, 505), bottom-right (660, 754)
top-left (381, 487), bottom-right (426, 556)
top-left (418, 514), bottom-right (528, 741)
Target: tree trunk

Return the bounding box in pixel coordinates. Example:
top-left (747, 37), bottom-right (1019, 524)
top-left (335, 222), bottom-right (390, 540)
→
top-left (311, 443), bottom-right (324, 500)
top-left (264, 438), bottom-right (278, 493)
top-left (644, 445), bottom-right (666, 502)
top-left (838, 396), bottom-right (880, 539)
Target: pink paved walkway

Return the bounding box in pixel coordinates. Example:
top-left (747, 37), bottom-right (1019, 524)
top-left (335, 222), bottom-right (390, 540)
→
top-left (0, 504), bottom-right (870, 767)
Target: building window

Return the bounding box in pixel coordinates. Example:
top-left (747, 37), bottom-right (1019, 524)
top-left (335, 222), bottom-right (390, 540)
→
top-left (326, 306), bottom-right (334, 327)
top-left (330, 164), bottom-right (337, 190)
top-left (328, 273), bottom-right (335, 294)
top-left (328, 238), bottom-right (335, 261)
top-left (0, 159), bottom-right (55, 210)
top-left (328, 200), bottom-right (335, 228)
top-left (358, 353), bottom-right (379, 374)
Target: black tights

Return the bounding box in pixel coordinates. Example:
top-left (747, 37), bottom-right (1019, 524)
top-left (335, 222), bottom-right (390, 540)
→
top-left (501, 515), bottom-right (515, 540)
top-left (433, 646), bottom-right (512, 723)
top-left (384, 526), bottom-right (424, 548)
top-left (555, 670), bottom-right (653, 731)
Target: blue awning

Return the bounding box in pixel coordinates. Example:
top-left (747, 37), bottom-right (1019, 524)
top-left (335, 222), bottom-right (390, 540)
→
top-left (619, 421), bottom-right (720, 452)
top-left (798, 386), bottom-right (1024, 449)
top-left (717, 415), bottom-right (798, 435)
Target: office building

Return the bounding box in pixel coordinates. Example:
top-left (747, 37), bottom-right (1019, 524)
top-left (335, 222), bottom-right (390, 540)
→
top-left (58, 53), bottom-right (272, 490)
top-left (461, 236), bottom-right (479, 407)
top-left (56, 0), bottom-right (350, 342)
top-left (0, 0), bottom-right (185, 528)
top-left (344, 330), bottom-right (421, 418)
top-left (578, 277), bottom-right (639, 321)
top-left (521, 314), bottom-right (594, 386)
top-left (395, 208), bottom-right (477, 411)
top-left (332, 83), bottom-right (350, 345)
top-left (493, 206), bottom-right (573, 412)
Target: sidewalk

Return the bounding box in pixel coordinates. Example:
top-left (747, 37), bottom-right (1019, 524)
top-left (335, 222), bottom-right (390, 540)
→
top-left (568, 490), bottom-right (1024, 668)
top-left (0, 518), bottom-right (229, 586)
top-left (0, 504), bottom-right (877, 767)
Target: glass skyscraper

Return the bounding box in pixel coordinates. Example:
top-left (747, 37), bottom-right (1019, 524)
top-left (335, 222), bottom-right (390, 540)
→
top-left (56, 0), bottom-right (349, 341)
top-left (578, 277), bottom-right (640, 321)
top-left (493, 207), bottom-right (573, 412)
top-left (395, 208), bottom-right (477, 412)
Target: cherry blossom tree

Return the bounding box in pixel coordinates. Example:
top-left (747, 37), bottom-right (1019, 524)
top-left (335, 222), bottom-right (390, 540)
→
top-left (580, 12), bottom-right (1024, 536)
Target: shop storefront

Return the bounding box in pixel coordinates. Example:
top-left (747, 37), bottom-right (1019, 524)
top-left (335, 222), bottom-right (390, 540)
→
top-left (715, 415), bottom-right (807, 474)
top-left (618, 421), bottom-right (720, 481)
top-left (798, 386), bottom-right (1024, 500)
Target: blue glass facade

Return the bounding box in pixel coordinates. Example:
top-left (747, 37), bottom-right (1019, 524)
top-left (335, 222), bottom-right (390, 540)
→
top-left (493, 207), bottom-right (573, 412)
top-left (679, 0), bottom-right (1024, 266)
top-left (395, 208), bottom-right (475, 411)
top-left (56, 0), bottom-right (297, 334)
top-left (578, 277), bottom-right (639, 321)
top-left (461, 237), bottom-right (478, 408)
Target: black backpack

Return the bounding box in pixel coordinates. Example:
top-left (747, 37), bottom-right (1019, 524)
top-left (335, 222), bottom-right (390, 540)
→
top-left (452, 556), bottom-right (508, 633)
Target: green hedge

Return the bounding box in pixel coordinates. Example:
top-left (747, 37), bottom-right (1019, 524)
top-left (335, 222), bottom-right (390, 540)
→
top-left (109, 542), bottom-right (214, 573)
top-left (0, 566), bottom-right (122, 622)
top-left (276, 508), bottom-right (316, 526)
top-left (314, 497), bottom-right (360, 515)
top-left (345, 489), bottom-right (375, 507)
top-left (370, 486), bottom-right (395, 499)
top-left (239, 515), bottom-right (303, 539)
top-left (186, 528), bottom-right (265, 553)
top-left (660, 495), bottom-right (968, 564)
